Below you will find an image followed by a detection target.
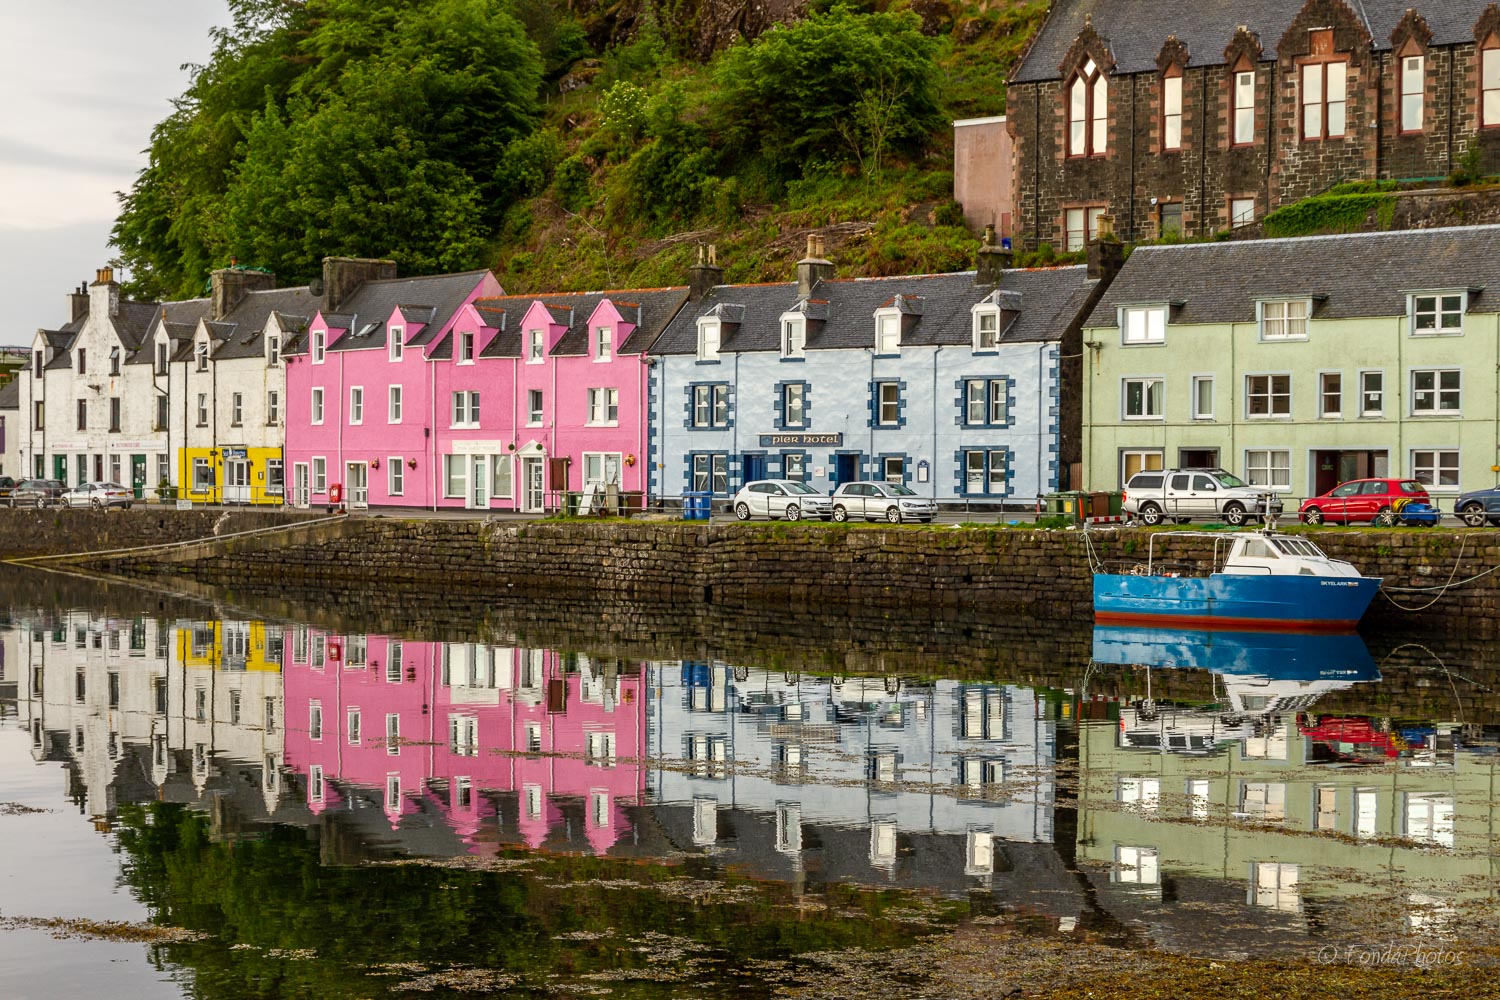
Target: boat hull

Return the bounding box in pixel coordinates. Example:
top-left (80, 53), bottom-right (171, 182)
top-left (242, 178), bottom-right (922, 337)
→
top-left (1093, 572), bottom-right (1381, 631)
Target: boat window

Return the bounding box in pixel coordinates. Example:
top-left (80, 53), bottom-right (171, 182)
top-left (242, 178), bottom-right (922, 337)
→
top-left (1241, 538), bottom-right (1276, 559)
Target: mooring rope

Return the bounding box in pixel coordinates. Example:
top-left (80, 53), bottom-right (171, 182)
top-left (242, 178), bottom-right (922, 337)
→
top-left (1377, 534), bottom-right (1471, 611)
top-left (2, 512), bottom-right (349, 567)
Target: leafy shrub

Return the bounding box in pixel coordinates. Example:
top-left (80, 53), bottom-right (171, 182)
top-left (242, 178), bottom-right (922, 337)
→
top-left (553, 154), bottom-right (593, 211)
top-left (495, 129), bottom-right (561, 205)
top-left (597, 82), bottom-right (649, 146)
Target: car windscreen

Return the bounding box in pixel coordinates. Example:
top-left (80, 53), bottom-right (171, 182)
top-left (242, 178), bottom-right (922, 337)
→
top-left (1400, 481), bottom-right (1427, 494)
top-left (884, 484), bottom-right (917, 496)
top-left (785, 482), bottom-right (820, 495)
top-left (1214, 473), bottom-right (1248, 488)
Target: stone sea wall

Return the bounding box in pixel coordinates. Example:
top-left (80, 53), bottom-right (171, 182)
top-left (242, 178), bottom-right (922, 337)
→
top-left (65, 516), bottom-right (1500, 635)
top-left (0, 507), bottom-right (326, 561)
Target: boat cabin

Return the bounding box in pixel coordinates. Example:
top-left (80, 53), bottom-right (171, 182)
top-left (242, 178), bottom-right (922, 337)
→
top-left (1221, 534), bottom-right (1361, 578)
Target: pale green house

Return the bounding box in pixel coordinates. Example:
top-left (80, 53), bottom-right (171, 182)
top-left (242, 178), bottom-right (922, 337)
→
top-left (1080, 226), bottom-right (1500, 500)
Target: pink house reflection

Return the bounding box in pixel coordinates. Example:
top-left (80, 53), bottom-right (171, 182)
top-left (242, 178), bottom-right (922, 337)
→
top-left (283, 631), bottom-right (646, 854)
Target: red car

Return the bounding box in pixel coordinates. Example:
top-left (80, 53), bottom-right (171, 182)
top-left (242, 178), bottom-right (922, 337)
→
top-left (1299, 478), bottom-right (1429, 525)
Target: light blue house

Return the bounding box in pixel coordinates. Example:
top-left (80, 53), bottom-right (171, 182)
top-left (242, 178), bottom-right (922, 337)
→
top-left (648, 237), bottom-right (1107, 506)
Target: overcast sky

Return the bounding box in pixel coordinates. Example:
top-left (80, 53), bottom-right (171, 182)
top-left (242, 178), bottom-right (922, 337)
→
top-left (1, 1), bottom-right (231, 346)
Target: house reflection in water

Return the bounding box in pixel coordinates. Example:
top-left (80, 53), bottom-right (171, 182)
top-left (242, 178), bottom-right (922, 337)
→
top-left (1081, 626), bottom-right (1492, 953)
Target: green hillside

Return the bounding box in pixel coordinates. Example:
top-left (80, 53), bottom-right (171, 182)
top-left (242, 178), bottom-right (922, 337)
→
top-left (112, 0), bottom-right (1047, 301)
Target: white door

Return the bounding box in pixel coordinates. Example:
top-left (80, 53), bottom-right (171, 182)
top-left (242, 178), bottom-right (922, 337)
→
top-left (294, 464), bottom-right (309, 508)
top-left (346, 463), bottom-right (368, 507)
top-left (225, 460), bottom-right (250, 504)
top-left (522, 458), bottom-right (544, 513)
top-left (470, 456), bottom-right (488, 509)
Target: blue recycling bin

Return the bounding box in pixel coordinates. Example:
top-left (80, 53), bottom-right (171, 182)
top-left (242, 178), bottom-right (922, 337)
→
top-left (683, 491), bottom-right (712, 521)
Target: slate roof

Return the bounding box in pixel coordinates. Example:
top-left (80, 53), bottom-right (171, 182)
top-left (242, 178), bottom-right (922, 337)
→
top-left (327, 270), bottom-right (491, 352)
top-left (470, 287), bottom-right (690, 358)
top-left (0, 378), bottom-right (19, 410)
top-left (1083, 224), bottom-right (1500, 328)
top-left (1011, 0), bottom-right (1495, 83)
top-left (651, 268), bottom-right (1096, 355)
top-left (212, 286), bottom-right (322, 361)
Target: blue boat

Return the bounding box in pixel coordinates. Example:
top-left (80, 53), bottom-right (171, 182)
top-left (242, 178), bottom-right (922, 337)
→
top-left (1091, 625), bottom-right (1378, 683)
top-left (1093, 530), bottom-right (1381, 631)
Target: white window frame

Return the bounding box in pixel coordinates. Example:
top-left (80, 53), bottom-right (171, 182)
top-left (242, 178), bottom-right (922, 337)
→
top-left (1120, 305), bottom-right (1166, 345)
top-left (587, 387), bottom-right (619, 426)
top-left (875, 381), bottom-right (901, 425)
top-left (782, 382), bottom-right (807, 428)
top-left (1410, 448), bottom-right (1460, 491)
top-left (1359, 369), bottom-right (1384, 417)
top-left (1245, 373), bottom-right (1291, 419)
top-left (311, 387), bottom-right (324, 425)
top-left (1120, 450), bottom-right (1164, 484)
top-left (780, 316), bottom-right (806, 359)
top-left (1244, 449), bottom-right (1292, 491)
top-left (312, 457), bottom-right (327, 493)
top-left (1230, 197), bottom-right (1256, 227)
top-left (388, 385), bottom-right (402, 423)
top-left (1400, 54), bottom-right (1425, 132)
top-left (388, 458), bottom-right (404, 497)
top-left (1233, 70), bottom-right (1256, 144)
top-left (1122, 377), bottom-right (1164, 420)
top-left (874, 310), bottom-right (901, 354)
top-left (972, 306), bottom-right (999, 351)
top-left (311, 330), bottom-right (325, 364)
top-left (1410, 368), bottom-right (1461, 416)
top-left (266, 390), bottom-right (280, 425)
top-left (593, 326), bottom-right (612, 361)
top-left (348, 386), bottom-right (363, 425)
top-left (451, 390), bottom-right (480, 428)
top-left (230, 392), bottom-right (243, 427)
top-left (458, 330), bottom-right (475, 364)
top-left (443, 454), bottom-right (468, 498)
top-left (1162, 72), bottom-right (1183, 150)
top-left (389, 326), bottom-right (404, 362)
top-left (1257, 298), bottom-right (1309, 341)
top-left (696, 318), bottom-right (721, 362)
top-left (1065, 206), bottom-right (1106, 252)
top-left (527, 389), bottom-right (543, 426)
top-left (267, 335), bottom-right (279, 367)
top-left (582, 452), bottom-right (622, 486)
top-left (1318, 371), bottom-right (1342, 418)
top-left (491, 454), bottom-right (514, 499)
top-left (195, 393), bottom-right (208, 427)
top-left (1409, 291), bottom-right (1466, 336)
top-left (527, 329), bottom-right (544, 363)
top-left (195, 342), bottom-right (209, 372)
top-left (1485, 46), bottom-right (1500, 127)
top-left (1190, 375), bottom-right (1214, 420)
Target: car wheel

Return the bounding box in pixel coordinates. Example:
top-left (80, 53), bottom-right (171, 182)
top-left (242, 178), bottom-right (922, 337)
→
top-left (34, 498), bottom-right (46, 509)
top-left (124, 502), bottom-right (132, 510)
top-left (91, 498), bottom-right (103, 510)
top-left (734, 502), bottom-right (751, 521)
top-left (1303, 507), bottom-right (1324, 526)
top-left (831, 505), bottom-right (849, 523)
top-left (1373, 507), bottom-right (1396, 528)
top-left (1137, 502), bottom-right (1164, 526)
top-left (1221, 502), bottom-right (1247, 526)
top-left (785, 504), bottom-right (801, 522)
top-left (1461, 503), bottom-right (1487, 528)
top-left (885, 506), bottom-right (902, 524)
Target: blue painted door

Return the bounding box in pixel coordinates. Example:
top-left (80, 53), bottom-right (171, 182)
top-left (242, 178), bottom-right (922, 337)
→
top-left (742, 453), bottom-right (765, 485)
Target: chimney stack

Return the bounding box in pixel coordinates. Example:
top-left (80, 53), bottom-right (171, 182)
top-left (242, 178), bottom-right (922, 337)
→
top-left (322, 256), bottom-right (398, 313)
top-left (91, 266), bottom-right (120, 317)
top-left (69, 282), bottom-right (89, 323)
top-left (211, 267), bottom-right (277, 321)
top-left (689, 244), bottom-right (723, 301)
top-left (795, 234), bottom-right (834, 298)
top-left (975, 224), bottom-right (1013, 286)
top-left (1087, 215), bottom-right (1124, 280)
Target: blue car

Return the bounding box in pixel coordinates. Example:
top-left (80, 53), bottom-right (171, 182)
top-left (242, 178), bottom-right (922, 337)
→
top-left (1454, 486), bottom-right (1500, 527)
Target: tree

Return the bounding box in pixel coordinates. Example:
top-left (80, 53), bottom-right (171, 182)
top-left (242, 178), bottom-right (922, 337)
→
top-left (709, 5), bottom-right (942, 180)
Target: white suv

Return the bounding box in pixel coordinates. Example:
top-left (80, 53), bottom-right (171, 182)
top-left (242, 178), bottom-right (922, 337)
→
top-left (830, 482), bottom-right (937, 523)
top-left (1123, 468), bottom-right (1281, 526)
top-left (732, 480), bottom-right (834, 521)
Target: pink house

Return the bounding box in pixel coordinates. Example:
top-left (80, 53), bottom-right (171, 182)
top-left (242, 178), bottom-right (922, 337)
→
top-left (282, 262), bottom-right (502, 508)
top-left (283, 630), bottom-right (647, 855)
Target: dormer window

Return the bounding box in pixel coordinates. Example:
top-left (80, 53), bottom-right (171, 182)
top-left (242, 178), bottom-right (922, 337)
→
top-left (267, 335), bottom-right (280, 367)
top-left (527, 329), bottom-right (544, 363)
top-left (458, 330), bottom-right (475, 364)
top-left (312, 330), bottom-right (325, 364)
top-left (109, 347), bottom-right (120, 376)
top-left (1259, 299), bottom-right (1309, 340)
top-left (1121, 305), bottom-right (1166, 344)
top-left (594, 326), bottom-right (612, 361)
top-left (1068, 57), bottom-right (1107, 157)
top-left (697, 318), bottom-right (721, 362)
top-left (1410, 292), bottom-right (1466, 336)
top-left (780, 317), bottom-right (805, 359)
top-left (77, 348), bottom-right (86, 374)
top-left (155, 342), bottom-right (167, 375)
top-left (34, 350), bottom-right (42, 378)
top-left (973, 308), bottom-right (999, 351)
top-left (195, 343), bottom-right (208, 372)
top-left (875, 312), bottom-right (900, 354)
top-left (389, 327), bottom-right (404, 362)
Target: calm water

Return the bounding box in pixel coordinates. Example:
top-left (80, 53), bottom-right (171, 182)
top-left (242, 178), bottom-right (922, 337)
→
top-left (2, 568), bottom-right (1498, 997)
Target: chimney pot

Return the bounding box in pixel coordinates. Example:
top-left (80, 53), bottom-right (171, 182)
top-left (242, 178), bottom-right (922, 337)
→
top-left (688, 244), bottom-right (724, 302)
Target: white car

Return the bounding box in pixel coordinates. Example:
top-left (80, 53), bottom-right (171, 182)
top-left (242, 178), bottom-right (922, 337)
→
top-left (61, 481), bottom-right (134, 509)
top-left (830, 482), bottom-right (937, 523)
top-left (731, 480), bottom-right (833, 521)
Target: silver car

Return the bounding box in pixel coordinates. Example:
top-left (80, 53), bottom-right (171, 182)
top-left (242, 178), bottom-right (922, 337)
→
top-left (731, 480), bottom-right (833, 521)
top-left (61, 481), bottom-right (134, 509)
top-left (830, 482), bottom-right (937, 523)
